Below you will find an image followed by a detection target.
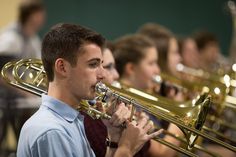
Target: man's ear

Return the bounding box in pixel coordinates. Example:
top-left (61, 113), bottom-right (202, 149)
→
top-left (124, 62), bottom-right (135, 76)
top-left (54, 58), bottom-right (70, 78)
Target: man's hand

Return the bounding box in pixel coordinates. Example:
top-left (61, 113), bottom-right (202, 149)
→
top-left (117, 112), bottom-right (163, 156)
top-left (96, 101), bottom-right (131, 142)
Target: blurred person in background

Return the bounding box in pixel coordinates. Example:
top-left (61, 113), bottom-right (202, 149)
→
top-left (0, 0), bottom-right (46, 59)
top-left (193, 30), bottom-right (228, 73)
top-left (102, 42), bottom-right (120, 84)
top-left (193, 31), bottom-right (235, 157)
top-left (137, 23), bottom-right (182, 77)
top-left (178, 37), bottom-right (200, 69)
top-left (137, 23), bottom-right (184, 101)
top-left (137, 23), bottom-right (236, 157)
top-left (113, 34), bottom-right (183, 157)
top-left (0, 0), bottom-right (45, 155)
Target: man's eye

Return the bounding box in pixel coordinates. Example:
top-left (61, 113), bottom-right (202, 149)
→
top-left (89, 62), bottom-right (99, 68)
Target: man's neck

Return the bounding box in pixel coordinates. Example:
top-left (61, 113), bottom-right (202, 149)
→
top-left (47, 82), bottom-right (80, 109)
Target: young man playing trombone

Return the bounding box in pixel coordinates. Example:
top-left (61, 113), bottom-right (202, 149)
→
top-left (16, 23), bottom-right (162, 157)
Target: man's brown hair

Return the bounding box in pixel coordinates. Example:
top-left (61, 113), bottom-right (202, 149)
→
top-left (41, 23), bottom-right (105, 82)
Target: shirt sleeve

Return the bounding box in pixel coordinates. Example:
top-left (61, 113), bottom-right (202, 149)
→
top-left (31, 129), bottom-right (77, 157)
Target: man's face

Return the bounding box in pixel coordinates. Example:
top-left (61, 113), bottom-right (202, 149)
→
top-left (67, 43), bottom-right (105, 100)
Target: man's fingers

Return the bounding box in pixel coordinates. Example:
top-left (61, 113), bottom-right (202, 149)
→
top-left (109, 102), bottom-right (127, 126)
top-left (109, 109), bottom-right (121, 125)
top-left (143, 120), bottom-right (154, 133)
top-left (136, 117), bottom-right (148, 128)
top-left (124, 110), bottom-right (131, 120)
top-left (130, 120), bottom-right (137, 126)
top-left (96, 102), bottom-right (105, 112)
top-left (136, 112), bottom-right (148, 121)
top-left (147, 129), bottom-right (163, 140)
top-left (112, 115), bottom-right (125, 126)
top-left (112, 103), bottom-right (130, 126)
top-left (107, 102), bottom-right (125, 114)
top-left (114, 108), bottom-right (129, 126)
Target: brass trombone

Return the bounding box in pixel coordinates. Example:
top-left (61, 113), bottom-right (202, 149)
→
top-left (175, 63), bottom-right (236, 132)
top-left (112, 81), bottom-right (236, 145)
top-left (152, 72), bottom-right (236, 144)
top-left (153, 68), bottom-right (236, 120)
top-left (176, 63), bottom-right (236, 109)
top-left (1, 59), bottom-right (236, 156)
top-left (98, 83), bottom-right (236, 152)
top-left (153, 73), bottom-right (236, 122)
top-left (2, 59), bottom-right (205, 157)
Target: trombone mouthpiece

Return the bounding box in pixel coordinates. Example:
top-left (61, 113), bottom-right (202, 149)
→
top-left (95, 82), bottom-right (108, 94)
top-left (95, 82), bottom-right (113, 103)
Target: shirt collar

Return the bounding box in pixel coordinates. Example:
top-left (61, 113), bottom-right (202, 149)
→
top-left (41, 94), bottom-right (83, 122)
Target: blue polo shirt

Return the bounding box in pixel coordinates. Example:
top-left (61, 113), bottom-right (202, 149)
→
top-left (17, 94), bottom-right (95, 157)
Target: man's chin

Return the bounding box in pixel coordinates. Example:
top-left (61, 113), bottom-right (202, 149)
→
top-left (86, 93), bottom-right (96, 100)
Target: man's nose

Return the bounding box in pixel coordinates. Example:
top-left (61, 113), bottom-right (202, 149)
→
top-left (97, 66), bottom-right (105, 81)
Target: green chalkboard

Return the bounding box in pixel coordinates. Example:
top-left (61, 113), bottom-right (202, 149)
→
top-left (41, 0), bottom-right (233, 56)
